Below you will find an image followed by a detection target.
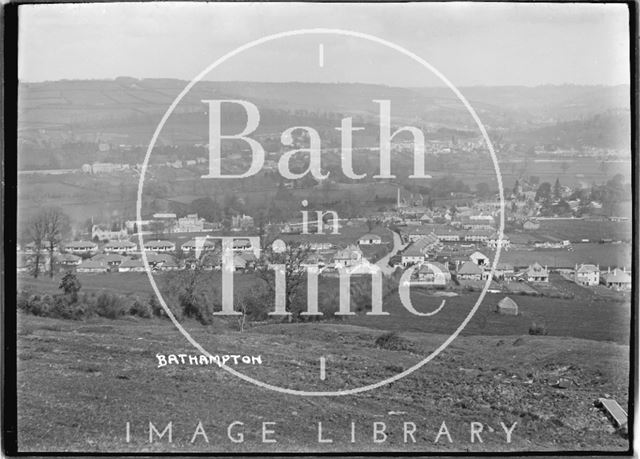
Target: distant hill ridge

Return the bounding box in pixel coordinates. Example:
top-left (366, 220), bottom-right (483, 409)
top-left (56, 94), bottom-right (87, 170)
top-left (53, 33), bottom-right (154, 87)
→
top-left (18, 78), bottom-right (630, 149)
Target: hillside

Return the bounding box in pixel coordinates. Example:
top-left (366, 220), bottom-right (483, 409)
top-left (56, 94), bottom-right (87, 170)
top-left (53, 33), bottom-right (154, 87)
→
top-left (19, 79), bottom-right (630, 146)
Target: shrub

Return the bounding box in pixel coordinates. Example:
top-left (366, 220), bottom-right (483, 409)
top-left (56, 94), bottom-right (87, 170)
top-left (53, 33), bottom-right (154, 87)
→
top-left (23, 294), bottom-right (54, 317)
top-left (51, 294), bottom-right (87, 320)
top-left (529, 322), bottom-right (548, 336)
top-left (94, 292), bottom-right (128, 319)
top-left (129, 297), bottom-right (152, 318)
top-left (375, 332), bottom-right (414, 352)
top-left (239, 288), bottom-right (273, 322)
top-left (148, 295), bottom-right (165, 318)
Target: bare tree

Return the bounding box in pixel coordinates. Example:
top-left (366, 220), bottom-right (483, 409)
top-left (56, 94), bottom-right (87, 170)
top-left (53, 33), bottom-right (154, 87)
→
top-left (25, 214), bottom-right (47, 278)
top-left (255, 241), bottom-right (312, 320)
top-left (41, 207), bottom-right (71, 278)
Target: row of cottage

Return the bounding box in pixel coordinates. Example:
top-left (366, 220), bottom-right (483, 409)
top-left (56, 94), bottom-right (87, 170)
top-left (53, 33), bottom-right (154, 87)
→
top-left (18, 231), bottom-right (387, 274)
top-left (402, 224), bottom-right (510, 249)
top-left (41, 232), bottom-right (386, 257)
top-left (402, 248), bottom-right (631, 290)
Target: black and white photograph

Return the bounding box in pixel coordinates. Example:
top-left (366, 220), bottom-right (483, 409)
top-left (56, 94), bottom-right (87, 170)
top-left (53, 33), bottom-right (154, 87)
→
top-left (6, 1), bottom-right (636, 454)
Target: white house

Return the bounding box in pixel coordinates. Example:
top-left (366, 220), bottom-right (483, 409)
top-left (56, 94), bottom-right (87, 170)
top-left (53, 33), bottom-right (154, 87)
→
top-left (602, 268), bottom-right (631, 290)
top-left (181, 238), bottom-right (216, 252)
top-left (76, 259), bottom-right (108, 273)
top-left (456, 261), bottom-right (485, 281)
top-left (524, 262), bottom-right (549, 282)
top-left (574, 264), bottom-right (600, 286)
top-left (143, 240), bottom-right (176, 253)
top-left (92, 225), bottom-right (128, 242)
top-left (118, 258), bottom-right (146, 273)
top-left (401, 244), bottom-right (426, 267)
top-left (486, 237), bottom-right (511, 250)
top-left (175, 214), bottom-right (205, 233)
top-left (64, 240), bottom-right (98, 255)
top-left (358, 233), bottom-right (382, 245)
top-left (103, 240), bottom-right (137, 254)
top-left (411, 262), bottom-right (451, 286)
top-left (333, 245), bottom-right (364, 268)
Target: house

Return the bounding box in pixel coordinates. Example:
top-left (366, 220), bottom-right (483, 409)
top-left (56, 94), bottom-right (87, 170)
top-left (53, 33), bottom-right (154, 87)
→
top-left (602, 268), bottom-right (631, 290)
top-left (486, 237), bottom-right (511, 250)
top-left (92, 225), bottom-right (128, 242)
top-left (233, 254), bottom-right (248, 271)
top-left (158, 258), bottom-right (181, 271)
top-left (239, 251), bottom-right (258, 269)
top-left (469, 251), bottom-right (490, 267)
top-left (146, 253), bottom-right (178, 271)
top-left (232, 239), bottom-right (253, 252)
top-left (412, 262), bottom-right (451, 286)
top-left (406, 226), bottom-right (438, 242)
top-left (401, 244), bottom-right (426, 267)
top-left (181, 238), bottom-right (216, 252)
top-left (56, 253), bottom-right (82, 266)
top-left (496, 297), bottom-right (518, 315)
top-left (100, 254), bottom-right (128, 270)
top-left (456, 261), bottom-right (485, 281)
top-left (333, 245), bottom-right (364, 268)
top-left (358, 233), bottom-right (382, 245)
top-left (143, 240), bottom-right (176, 253)
top-left (464, 229), bottom-right (495, 243)
top-left (76, 259), bottom-right (108, 274)
top-left (493, 263), bottom-right (515, 281)
top-left (64, 240), bottom-right (98, 255)
top-left (307, 241), bottom-right (333, 251)
top-left (190, 251), bottom-right (221, 270)
top-left (433, 227), bottom-right (465, 242)
top-left (104, 240), bottom-right (137, 254)
top-left (175, 214), bottom-right (205, 233)
top-left (401, 237), bottom-right (437, 267)
top-left (118, 258), bottom-right (146, 273)
top-left (574, 264), bottom-right (600, 286)
top-left (459, 215), bottom-right (495, 230)
top-left (524, 262), bottom-right (549, 282)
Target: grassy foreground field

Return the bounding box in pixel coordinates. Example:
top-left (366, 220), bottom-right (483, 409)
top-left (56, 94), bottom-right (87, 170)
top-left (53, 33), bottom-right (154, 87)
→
top-left (16, 310), bottom-right (630, 453)
top-left (18, 271), bottom-right (631, 344)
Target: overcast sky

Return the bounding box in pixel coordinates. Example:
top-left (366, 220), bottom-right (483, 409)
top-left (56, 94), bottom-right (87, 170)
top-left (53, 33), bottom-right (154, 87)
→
top-left (18, 2), bottom-right (630, 86)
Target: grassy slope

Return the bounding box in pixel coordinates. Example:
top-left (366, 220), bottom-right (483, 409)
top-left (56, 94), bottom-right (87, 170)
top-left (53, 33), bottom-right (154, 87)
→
top-left (17, 313), bottom-right (629, 453)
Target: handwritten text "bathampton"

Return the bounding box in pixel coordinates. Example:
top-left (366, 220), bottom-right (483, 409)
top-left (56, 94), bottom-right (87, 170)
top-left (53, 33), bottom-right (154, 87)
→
top-left (156, 354), bottom-right (263, 368)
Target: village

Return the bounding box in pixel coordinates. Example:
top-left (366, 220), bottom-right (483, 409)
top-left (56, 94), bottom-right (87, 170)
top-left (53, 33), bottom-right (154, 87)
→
top-left (17, 178), bottom-right (632, 311)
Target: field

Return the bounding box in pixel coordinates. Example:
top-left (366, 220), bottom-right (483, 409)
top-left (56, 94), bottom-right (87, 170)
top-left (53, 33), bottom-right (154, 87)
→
top-left (487, 243), bottom-right (632, 269)
top-left (16, 312), bottom-right (630, 452)
top-left (530, 220), bottom-right (632, 243)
